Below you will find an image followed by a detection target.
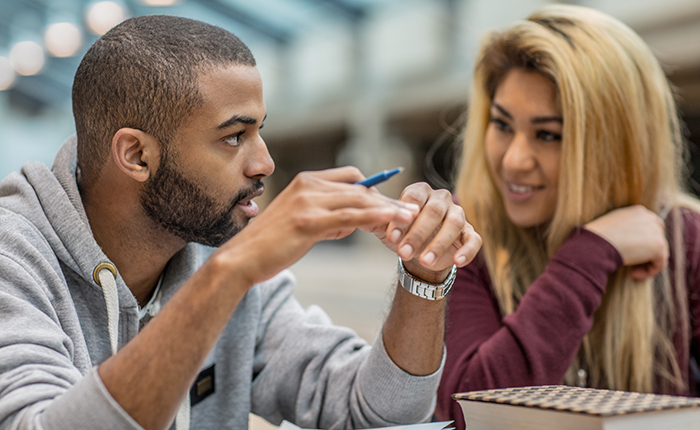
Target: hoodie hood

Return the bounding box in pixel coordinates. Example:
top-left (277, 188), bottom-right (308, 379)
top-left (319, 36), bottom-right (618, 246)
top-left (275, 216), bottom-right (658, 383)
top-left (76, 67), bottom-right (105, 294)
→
top-left (0, 136), bottom-right (137, 311)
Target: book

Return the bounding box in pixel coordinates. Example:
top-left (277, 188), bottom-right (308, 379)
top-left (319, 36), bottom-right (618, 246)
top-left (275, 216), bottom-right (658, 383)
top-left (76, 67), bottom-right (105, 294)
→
top-left (453, 385), bottom-right (700, 429)
top-left (278, 420), bottom-right (453, 430)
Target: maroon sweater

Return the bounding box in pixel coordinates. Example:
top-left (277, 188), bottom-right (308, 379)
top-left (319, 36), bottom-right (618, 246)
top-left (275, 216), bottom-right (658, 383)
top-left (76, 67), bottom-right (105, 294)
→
top-left (435, 210), bottom-right (700, 429)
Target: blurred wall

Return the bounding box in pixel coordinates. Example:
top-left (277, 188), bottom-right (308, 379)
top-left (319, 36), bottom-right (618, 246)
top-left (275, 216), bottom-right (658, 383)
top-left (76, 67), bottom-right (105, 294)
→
top-left (1, 0), bottom-right (699, 197)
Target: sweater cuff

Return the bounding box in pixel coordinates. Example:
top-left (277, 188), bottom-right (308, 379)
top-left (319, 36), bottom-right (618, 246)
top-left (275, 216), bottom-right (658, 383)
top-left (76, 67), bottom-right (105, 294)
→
top-left (358, 332), bottom-right (445, 425)
top-left (40, 367), bottom-right (144, 430)
top-left (554, 228), bottom-right (624, 289)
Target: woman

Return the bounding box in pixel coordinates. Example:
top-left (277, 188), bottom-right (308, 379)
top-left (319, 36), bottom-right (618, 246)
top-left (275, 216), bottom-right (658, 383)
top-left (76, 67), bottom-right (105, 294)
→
top-left (436, 4), bottom-right (700, 428)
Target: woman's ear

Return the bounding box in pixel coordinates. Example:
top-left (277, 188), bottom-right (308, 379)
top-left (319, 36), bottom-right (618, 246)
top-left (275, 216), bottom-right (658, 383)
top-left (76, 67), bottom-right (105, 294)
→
top-left (111, 128), bottom-right (160, 183)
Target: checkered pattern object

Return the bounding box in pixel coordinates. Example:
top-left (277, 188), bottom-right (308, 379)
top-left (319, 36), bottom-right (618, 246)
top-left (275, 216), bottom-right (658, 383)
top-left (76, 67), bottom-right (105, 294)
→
top-left (453, 385), bottom-right (700, 416)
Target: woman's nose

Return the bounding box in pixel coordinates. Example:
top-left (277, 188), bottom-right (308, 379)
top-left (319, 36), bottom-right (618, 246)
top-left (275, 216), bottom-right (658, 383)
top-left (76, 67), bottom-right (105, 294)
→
top-left (502, 133), bottom-right (536, 172)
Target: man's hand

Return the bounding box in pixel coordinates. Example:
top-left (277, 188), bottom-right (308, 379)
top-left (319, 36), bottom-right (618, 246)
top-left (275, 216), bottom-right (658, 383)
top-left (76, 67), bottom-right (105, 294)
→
top-left (214, 166), bottom-right (421, 288)
top-left (376, 183), bottom-right (481, 376)
top-left (367, 182), bottom-right (481, 283)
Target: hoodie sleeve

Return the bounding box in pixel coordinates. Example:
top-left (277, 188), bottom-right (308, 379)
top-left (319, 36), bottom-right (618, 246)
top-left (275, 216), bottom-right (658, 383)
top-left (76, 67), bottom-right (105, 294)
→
top-left (0, 220), bottom-right (144, 430)
top-left (250, 271), bottom-right (443, 430)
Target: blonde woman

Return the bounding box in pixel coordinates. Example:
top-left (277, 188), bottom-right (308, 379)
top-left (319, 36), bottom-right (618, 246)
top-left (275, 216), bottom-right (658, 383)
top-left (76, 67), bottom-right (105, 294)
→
top-left (436, 4), bottom-right (700, 428)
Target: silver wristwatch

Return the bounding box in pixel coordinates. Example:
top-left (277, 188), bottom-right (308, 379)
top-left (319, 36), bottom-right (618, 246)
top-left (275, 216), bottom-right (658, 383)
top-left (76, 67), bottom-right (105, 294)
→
top-left (397, 257), bottom-right (457, 300)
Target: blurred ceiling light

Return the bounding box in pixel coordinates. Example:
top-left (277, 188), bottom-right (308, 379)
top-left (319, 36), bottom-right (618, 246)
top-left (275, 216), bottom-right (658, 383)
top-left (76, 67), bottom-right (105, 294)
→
top-left (0, 57), bottom-right (16, 90)
top-left (140, 0), bottom-right (181, 5)
top-left (44, 22), bottom-right (83, 57)
top-left (86, 1), bottom-right (127, 35)
top-left (9, 41), bottom-right (45, 76)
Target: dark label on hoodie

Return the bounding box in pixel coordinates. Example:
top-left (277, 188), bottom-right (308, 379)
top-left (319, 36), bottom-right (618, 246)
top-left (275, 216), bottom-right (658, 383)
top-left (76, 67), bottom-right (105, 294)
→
top-left (190, 363), bottom-right (215, 406)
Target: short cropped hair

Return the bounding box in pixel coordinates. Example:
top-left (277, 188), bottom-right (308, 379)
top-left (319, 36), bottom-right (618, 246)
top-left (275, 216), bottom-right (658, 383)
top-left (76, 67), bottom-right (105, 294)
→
top-left (72, 15), bottom-right (256, 188)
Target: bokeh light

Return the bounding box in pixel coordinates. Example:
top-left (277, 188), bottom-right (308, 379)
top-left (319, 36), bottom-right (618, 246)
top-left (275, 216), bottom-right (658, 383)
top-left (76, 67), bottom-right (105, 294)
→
top-left (0, 57), bottom-right (16, 90)
top-left (86, 1), bottom-right (127, 35)
top-left (9, 41), bottom-right (45, 76)
top-left (140, 0), bottom-right (181, 5)
top-left (44, 22), bottom-right (83, 57)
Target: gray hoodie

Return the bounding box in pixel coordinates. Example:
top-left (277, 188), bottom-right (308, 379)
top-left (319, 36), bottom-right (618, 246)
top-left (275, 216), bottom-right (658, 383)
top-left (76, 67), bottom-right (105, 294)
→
top-left (0, 136), bottom-right (442, 430)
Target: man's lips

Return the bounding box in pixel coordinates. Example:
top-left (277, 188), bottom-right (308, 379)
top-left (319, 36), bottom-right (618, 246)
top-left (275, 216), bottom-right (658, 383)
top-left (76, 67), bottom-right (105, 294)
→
top-left (237, 187), bottom-right (264, 205)
top-left (235, 186), bottom-right (264, 218)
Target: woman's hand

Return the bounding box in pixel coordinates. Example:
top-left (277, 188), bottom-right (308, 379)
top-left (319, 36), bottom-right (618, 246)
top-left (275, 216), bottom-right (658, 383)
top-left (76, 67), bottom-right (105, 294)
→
top-left (584, 205), bottom-right (668, 280)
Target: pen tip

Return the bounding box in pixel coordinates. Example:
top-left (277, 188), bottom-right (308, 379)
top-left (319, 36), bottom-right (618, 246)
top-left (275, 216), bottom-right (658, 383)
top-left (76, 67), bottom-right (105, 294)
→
top-left (398, 167), bottom-right (405, 172)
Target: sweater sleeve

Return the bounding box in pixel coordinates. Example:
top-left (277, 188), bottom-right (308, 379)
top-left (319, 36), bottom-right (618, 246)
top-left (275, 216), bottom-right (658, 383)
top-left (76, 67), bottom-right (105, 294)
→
top-left (682, 210), bottom-right (700, 393)
top-left (250, 271), bottom-right (443, 430)
top-left (435, 228), bottom-right (623, 427)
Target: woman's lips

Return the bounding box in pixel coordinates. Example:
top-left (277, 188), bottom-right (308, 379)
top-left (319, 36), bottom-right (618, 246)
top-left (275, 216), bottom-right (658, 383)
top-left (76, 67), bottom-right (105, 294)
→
top-left (505, 182), bottom-right (543, 202)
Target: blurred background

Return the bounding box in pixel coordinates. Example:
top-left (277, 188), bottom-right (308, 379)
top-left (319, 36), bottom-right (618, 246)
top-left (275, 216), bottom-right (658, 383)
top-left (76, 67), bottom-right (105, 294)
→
top-left (1, 0), bottom-right (699, 428)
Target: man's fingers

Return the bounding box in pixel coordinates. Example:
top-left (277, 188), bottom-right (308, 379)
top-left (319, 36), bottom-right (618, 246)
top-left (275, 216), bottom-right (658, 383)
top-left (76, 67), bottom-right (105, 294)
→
top-left (308, 206), bottom-right (408, 239)
top-left (286, 172), bottom-right (421, 223)
top-left (453, 227), bottom-right (482, 267)
top-left (386, 183), bottom-right (432, 243)
top-left (415, 207), bottom-right (466, 269)
top-left (395, 189), bottom-right (453, 261)
top-left (399, 182), bottom-right (431, 206)
top-left (305, 188), bottom-right (418, 216)
top-left (302, 166), bottom-right (366, 183)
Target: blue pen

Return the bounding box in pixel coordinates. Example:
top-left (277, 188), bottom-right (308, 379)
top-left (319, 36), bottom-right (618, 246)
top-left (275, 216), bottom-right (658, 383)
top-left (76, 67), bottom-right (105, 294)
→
top-left (356, 167), bottom-right (404, 187)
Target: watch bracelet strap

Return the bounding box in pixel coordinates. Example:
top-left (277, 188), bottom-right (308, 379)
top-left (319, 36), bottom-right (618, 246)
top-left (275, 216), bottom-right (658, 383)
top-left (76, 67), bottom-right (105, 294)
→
top-left (397, 257), bottom-right (457, 300)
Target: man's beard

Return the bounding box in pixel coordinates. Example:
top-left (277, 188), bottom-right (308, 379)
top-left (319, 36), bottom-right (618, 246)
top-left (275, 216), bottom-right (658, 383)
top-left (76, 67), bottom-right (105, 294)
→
top-left (140, 154), bottom-right (263, 247)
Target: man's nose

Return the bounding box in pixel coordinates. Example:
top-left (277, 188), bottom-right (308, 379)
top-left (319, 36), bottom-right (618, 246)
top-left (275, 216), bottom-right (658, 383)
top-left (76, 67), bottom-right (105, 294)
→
top-left (245, 136), bottom-right (275, 179)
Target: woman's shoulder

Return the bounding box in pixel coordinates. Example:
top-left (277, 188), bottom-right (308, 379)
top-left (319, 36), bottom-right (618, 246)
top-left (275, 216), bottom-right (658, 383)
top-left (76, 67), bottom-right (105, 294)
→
top-left (672, 194), bottom-right (700, 220)
top-left (669, 196), bottom-right (700, 240)
top-left (667, 198), bottom-right (700, 272)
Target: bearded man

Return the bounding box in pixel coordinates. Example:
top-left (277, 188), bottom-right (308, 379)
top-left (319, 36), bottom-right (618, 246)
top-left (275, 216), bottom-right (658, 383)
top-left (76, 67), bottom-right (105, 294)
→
top-left (0, 15), bottom-right (480, 430)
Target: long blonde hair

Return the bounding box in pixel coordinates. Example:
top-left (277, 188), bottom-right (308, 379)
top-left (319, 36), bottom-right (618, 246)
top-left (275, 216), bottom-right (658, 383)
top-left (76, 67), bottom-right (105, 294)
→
top-left (456, 4), bottom-right (696, 393)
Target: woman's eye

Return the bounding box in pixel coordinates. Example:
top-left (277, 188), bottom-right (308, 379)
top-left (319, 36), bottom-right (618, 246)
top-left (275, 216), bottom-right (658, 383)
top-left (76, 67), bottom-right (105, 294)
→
top-left (537, 130), bottom-right (562, 142)
top-left (490, 117), bottom-right (511, 132)
top-left (224, 132), bottom-right (244, 147)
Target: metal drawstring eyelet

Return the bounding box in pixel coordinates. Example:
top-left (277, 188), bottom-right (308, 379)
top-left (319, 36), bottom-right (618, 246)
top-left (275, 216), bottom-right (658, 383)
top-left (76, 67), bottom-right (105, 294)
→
top-left (93, 262), bottom-right (117, 285)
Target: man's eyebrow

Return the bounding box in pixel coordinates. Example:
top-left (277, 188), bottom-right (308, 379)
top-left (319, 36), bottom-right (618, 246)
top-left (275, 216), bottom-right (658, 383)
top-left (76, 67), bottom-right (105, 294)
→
top-left (218, 114), bottom-right (266, 129)
top-left (491, 103), bottom-right (562, 124)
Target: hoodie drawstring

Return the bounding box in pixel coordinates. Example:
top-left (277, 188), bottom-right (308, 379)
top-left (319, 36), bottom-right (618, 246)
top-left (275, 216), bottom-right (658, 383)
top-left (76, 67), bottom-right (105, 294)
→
top-left (92, 262), bottom-right (190, 430)
top-left (93, 263), bottom-right (119, 356)
top-left (176, 393), bottom-right (191, 430)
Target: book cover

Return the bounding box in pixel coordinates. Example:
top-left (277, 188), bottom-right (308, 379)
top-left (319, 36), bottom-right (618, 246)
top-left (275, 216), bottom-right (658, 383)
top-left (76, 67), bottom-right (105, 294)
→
top-left (278, 420), bottom-right (453, 430)
top-left (453, 385), bottom-right (700, 429)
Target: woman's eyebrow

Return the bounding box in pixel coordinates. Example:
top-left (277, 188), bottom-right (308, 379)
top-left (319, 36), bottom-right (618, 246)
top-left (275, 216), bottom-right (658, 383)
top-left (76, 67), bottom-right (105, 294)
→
top-left (491, 103), bottom-right (512, 119)
top-left (531, 116), bottom-right (562, 124)
top-left (492, 102), bottom-right (562, 124)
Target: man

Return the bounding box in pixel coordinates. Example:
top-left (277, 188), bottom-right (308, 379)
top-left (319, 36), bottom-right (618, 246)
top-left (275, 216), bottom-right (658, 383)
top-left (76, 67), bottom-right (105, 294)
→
top-left (0, 15), bottom-right (480, 430)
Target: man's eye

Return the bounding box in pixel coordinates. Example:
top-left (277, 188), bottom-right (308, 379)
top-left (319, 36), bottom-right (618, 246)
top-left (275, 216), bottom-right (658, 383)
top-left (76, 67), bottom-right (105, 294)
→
top-left (224, 132), bottom-right (243, 147)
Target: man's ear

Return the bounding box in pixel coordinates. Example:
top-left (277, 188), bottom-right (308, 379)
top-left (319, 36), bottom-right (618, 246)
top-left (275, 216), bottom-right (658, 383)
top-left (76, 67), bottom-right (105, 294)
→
top-left (111, 128), bottom-right (160, 183)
